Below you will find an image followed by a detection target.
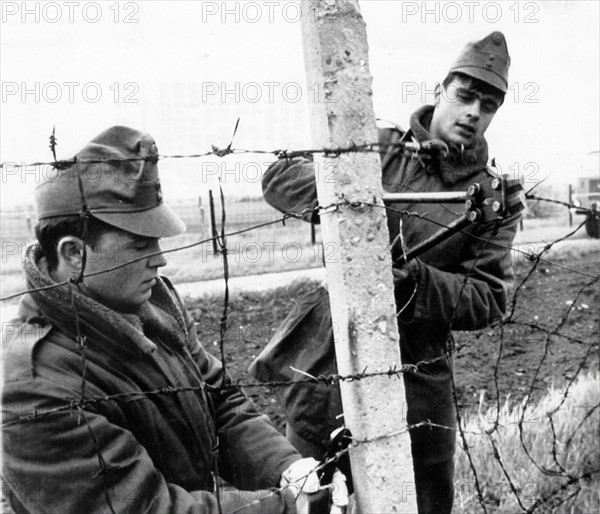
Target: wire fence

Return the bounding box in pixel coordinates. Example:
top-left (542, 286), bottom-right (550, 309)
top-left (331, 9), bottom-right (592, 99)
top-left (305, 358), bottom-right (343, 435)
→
top-left (1, 138), bottom-right (598, 513)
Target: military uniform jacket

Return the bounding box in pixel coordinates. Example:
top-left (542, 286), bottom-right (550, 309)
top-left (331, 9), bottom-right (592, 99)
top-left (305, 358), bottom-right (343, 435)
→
top-left (2, 247), bottom-right (301, 514)
top-left (252, 106), bottom-right (520, 464)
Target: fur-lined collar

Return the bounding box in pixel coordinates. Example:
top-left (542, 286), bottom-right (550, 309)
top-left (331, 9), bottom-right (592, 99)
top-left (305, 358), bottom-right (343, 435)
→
top-left (22, 243), bottom-right (188, 355)
top-left (409, 105), bottom-right (489, 185)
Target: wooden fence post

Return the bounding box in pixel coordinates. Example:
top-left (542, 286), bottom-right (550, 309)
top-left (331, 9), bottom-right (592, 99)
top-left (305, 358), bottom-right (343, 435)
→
top-left (208, 190), bottom-right (218, 256)
top-left (568, 184), bottom-right (573, 227)
top-left (301, 1), bottom-right (416, 511)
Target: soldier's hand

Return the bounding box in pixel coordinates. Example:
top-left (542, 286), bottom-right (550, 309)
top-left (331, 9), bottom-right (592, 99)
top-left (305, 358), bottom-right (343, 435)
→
top-left (280, 458), bottom-right (349, 513)
top-left (393, 258), bottom-right (420, 284)
top-left (392, 262), bottom-right (410, 283)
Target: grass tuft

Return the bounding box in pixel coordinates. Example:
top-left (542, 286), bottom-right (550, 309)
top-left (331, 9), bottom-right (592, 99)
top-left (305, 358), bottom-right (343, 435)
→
top-left (454, 372), bottom-right (600, 513)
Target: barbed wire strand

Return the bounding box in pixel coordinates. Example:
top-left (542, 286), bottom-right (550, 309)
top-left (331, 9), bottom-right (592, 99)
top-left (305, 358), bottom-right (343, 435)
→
top-left (2, 194), bottom-right (597, 305)
top-left (445, 218), bottom-right (504, 514)
top-left (1, 140), bottom-right (598, 512)
top-left (486, 434), bottom-right (529, 512)
top-left (3, 199), bottom-right (596, 307)
top-left (517, 276), bottom-right (598, 476)
top-left (0, 140), bottom-right (411, 170)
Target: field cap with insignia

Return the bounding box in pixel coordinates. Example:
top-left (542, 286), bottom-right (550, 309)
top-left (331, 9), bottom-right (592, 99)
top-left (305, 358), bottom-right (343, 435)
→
top-left (35, 126), bottom-right (186, 238)
top-left (448, 31), bottom-right (511, 93)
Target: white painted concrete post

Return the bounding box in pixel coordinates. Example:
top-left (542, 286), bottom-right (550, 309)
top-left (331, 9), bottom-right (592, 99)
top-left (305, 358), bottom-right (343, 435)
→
top-left (300, 1), bottom-right (417, 512)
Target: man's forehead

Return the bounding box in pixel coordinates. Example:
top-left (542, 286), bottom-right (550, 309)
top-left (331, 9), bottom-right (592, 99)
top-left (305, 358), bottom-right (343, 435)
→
top-left (448, 76), bottom-right (479, 90)
top-left (448, 75), bottom-right (503, 100)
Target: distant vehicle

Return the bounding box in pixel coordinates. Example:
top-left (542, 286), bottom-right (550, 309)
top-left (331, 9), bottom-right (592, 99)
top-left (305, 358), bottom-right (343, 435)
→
top-left (571, 175), bottom-right (600, 238)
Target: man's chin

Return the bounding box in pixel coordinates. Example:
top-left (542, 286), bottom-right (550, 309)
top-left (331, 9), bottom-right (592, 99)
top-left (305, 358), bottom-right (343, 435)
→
top-left (448, 133), bottom-right (476, 150)
top-left (111, 294), bottom-right (151, 314)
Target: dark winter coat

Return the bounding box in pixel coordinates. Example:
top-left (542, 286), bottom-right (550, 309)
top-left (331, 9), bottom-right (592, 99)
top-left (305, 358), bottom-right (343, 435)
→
top-left (251, 105), bottom-right (520, 465)
top-left (2, 245), bottom-right (301, 514)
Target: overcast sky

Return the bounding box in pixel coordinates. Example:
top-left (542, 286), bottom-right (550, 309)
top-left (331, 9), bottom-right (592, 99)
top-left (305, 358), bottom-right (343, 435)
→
top-left (1, 0), bottom-right (598, 208)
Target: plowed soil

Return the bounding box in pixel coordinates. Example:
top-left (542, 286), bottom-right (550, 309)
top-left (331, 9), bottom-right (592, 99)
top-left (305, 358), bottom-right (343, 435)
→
top-left (189, 250), bottom-right (599, 433)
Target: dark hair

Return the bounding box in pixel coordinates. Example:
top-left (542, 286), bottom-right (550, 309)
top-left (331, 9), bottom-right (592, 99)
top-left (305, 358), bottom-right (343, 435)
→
top-left (442, 72), bottom-right (505, 105)
top-left (34, 215), bottom-right (114, 271)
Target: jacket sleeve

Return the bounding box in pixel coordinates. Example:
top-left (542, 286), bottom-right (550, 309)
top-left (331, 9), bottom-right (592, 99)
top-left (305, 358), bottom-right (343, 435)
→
top-left (178, 298), bottom-right (302, 492)
top-left (262, 156), bottom-right (319, 224)
top-left (262, 128), bottom-right (402, 223)
top-left (1, 377), bottom-right (297, 514)
top-left (400, 212), bottom-right (520, 330)
top-left (262, 132), bottom-right (518, 331)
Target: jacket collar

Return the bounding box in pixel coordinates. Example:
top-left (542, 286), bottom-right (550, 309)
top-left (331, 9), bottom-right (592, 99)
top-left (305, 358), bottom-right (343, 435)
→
top-left (22, 243), bottom-right (188, 356)
top-left (409, 105), bottom-right (489, 185)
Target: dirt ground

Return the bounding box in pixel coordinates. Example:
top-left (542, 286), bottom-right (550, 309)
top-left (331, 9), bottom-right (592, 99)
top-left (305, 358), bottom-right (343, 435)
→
top-left (189, 247), bottom-right (599, 434)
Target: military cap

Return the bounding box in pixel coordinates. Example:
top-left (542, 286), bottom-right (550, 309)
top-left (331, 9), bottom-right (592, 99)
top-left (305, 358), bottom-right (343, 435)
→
top-left (35, 126), bottom-right (186, 238)
top-left (448, 31), bottom-right (511, 93)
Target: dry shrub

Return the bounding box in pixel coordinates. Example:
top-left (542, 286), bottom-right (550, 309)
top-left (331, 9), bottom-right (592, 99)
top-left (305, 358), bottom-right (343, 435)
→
top-left (454, 372), bottom-right (599, 513)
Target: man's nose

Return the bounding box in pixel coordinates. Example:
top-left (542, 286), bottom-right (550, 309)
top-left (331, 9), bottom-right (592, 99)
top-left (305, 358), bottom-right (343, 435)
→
top-left (148, 241), bottom-right (168, 268)
top-left (466, 99), bottom-right (481, 120)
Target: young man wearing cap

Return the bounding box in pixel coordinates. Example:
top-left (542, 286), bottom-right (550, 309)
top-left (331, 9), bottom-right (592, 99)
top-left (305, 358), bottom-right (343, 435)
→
top-left (2, 126), bottom-right (348, 513)
top-left (251, 32), bottom-right (521, 513)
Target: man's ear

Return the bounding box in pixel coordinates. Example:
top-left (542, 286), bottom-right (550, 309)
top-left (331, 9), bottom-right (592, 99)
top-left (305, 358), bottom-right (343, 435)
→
top-left (56, 236), bottom-right (84, 271)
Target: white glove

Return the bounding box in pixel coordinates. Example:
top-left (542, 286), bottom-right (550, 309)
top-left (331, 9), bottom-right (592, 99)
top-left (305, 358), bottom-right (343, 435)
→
top-left (280, 458), bottom-right (349, 514)
top-left (329, 469), bottom-right (350, 514)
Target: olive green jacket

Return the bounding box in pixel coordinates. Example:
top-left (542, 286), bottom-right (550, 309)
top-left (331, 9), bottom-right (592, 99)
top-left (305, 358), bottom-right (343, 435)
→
top-left (2, 246), bottom-right (301, 514)
top-left (252, 106), bottom-right (520, 463)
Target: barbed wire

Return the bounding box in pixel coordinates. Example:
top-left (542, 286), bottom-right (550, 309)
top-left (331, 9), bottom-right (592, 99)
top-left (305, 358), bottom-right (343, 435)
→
top-left (1, 140), bottom-right (598, 513)
top-left (0, 140), bottom-right (419, 170)
top-left (1, 366), bottom-right (419, 427)
top-left (1, 199), bottom-right (596, 305)
top-left (0, 139), bottom-right (595, 219)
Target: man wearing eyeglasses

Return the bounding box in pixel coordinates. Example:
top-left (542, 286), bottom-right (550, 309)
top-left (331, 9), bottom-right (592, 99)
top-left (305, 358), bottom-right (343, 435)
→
top-left (252, 32), bottom-right (521, 513)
